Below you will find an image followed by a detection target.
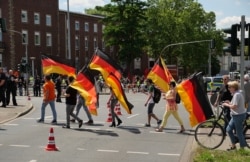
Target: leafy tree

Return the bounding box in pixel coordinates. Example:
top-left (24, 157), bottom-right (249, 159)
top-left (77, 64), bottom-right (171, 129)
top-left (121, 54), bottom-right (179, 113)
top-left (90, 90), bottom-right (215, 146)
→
top-left (145, 0), bottom-right (224, 75)
top-left (96, 0), bottom-right (149, 73)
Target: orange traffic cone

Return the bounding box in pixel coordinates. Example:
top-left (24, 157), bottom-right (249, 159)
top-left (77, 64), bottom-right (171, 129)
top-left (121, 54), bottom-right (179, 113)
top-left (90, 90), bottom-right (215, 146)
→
top-left (45, 127), bottom-right (58, 151)
top-left (106, 102), bottom-right (112, 122)
top-left (115, 103), bottom-right (122, 115)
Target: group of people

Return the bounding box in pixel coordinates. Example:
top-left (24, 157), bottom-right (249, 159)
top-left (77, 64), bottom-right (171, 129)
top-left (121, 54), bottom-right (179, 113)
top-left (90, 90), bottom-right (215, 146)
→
top-left (0, 68), bottom-right (20, 107)
top-left (36, 75), bottom-right (94, 129)
top-left (214, 74), bottom-right (250, 150)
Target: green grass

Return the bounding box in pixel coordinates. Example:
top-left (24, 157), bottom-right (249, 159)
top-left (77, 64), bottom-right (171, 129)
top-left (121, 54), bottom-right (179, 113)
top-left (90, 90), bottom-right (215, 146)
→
top-left (193, 147), bottom-right (250, 162)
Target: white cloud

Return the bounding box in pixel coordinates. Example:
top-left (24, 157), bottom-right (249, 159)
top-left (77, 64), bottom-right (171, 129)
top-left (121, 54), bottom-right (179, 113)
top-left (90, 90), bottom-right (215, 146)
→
top-left (217, 16), bottom-right (241, 29)
top-left (59, 0), bottom-right (106, 13)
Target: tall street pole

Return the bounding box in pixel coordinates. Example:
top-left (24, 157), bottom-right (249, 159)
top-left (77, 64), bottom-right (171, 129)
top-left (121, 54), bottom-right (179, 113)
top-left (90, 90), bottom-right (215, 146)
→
top-left (240, 15), bottom-right (245, 90)
top-left (67, 0), bottom-right (71, 60)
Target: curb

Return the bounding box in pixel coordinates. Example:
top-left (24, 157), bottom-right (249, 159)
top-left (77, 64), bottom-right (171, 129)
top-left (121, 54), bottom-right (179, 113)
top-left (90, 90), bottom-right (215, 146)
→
top-left (0, 103), bottom-right (33, 124)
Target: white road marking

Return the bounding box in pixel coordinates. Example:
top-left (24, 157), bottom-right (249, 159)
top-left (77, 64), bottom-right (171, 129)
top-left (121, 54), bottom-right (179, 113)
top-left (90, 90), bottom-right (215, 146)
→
top-left (158, 153), bottom-right (180, 156)
top-left (3, 123), bottom-right (18, 126)
top-left (29, 160), bottom-right (37, 162)
top-left (9, 145), bottom-right (30, 148)
top-left (149, 131), bottom-right (165, 134)
top-left (77, 148), bottom-right (86, 151)
top-left (97, 149), bottom-right (119, 153)
top-left (127, 114), bottom-right (139, 118)
top-left (127, 151), bottom-right (149, 155)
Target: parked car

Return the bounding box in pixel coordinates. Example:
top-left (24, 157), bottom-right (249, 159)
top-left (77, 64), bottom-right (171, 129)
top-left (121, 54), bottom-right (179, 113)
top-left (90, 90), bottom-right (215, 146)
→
top-left (204, 76), bottom-right (223, 92)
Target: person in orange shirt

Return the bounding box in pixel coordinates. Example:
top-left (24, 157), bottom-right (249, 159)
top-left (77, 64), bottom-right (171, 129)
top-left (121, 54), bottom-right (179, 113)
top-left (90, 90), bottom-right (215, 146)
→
top-left (37, 75), bottom-right (57, 124)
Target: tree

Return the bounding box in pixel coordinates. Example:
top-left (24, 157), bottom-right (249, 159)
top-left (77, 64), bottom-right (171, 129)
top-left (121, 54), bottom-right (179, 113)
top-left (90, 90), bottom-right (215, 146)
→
top-left (145, 0), bottom-right (223, 75)
top-left (96, 0), bottom-right (149, 74)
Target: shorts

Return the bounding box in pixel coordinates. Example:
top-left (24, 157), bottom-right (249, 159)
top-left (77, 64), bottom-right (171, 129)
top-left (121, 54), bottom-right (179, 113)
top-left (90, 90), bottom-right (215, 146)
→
top-left (147, 103), bottom-right (155, 114)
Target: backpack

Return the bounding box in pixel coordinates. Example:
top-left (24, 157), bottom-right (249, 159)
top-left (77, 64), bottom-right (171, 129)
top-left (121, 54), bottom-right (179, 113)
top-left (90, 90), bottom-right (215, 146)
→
top-left (153, 86), bottom-right (161, 103)
top-left (175, 92), bottom-right (181, 104)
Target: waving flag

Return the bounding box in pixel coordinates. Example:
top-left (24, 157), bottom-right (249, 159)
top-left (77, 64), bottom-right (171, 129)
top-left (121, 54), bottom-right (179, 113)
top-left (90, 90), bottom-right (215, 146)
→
top-left (106, 73), bottom-right (133, 114)
top-left (176, 73), bottom-right (213, 127)
top-left (70, 67), bottom-right (98, 115)
top-left (89, 49), bottom-right (123, 80)
top-left (41, 55), bottom-right (76, 77)
top-left (147, 57), bottom-right (175, 92)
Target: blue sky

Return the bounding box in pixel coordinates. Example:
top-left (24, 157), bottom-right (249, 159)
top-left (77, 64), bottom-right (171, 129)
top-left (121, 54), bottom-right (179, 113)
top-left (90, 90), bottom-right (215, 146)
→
top-left (59, 0), bottom-right (250, 30)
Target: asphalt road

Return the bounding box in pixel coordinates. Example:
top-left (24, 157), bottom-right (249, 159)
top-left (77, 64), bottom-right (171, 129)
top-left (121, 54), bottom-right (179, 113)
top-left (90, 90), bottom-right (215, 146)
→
top-left (0, 92), bottom-right (195, 162)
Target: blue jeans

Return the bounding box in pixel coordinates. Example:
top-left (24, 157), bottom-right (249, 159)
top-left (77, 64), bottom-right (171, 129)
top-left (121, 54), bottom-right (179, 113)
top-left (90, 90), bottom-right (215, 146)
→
top-left (75, 96), bottom-right (93, 121)
top-left (40, 100), bottom-right (57, 121)
top-left (226, 113), bottom-right (247, 148)
top-left (247, 101), bottom-right (250, 112)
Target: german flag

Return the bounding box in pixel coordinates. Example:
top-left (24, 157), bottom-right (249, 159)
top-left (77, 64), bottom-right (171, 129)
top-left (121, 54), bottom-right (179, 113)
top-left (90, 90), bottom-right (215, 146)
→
top-left (106, 73), bottom-right (133, 114)
top-left (147, 57), bottom-right (174, 92)
top-left (176, 73), bottom-right (213, 127)
top-left (70, 67), bottom-right (97, 115)
top-left (41, 55), bottom-right (76, 77)
top-left (89, 49), bottom-right (122, 80)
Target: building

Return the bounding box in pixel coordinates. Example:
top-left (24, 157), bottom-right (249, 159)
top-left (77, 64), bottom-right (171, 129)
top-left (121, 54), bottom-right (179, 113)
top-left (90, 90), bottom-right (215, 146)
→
top-left (0, 0), bottom-right (115, 77)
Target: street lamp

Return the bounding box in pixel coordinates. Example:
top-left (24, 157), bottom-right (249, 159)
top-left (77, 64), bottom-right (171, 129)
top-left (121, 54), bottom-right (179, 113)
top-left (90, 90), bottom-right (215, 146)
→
top-left (7, 29), bottom-right (29, 96)
top-left (30, 57), bottom-right (35, 77)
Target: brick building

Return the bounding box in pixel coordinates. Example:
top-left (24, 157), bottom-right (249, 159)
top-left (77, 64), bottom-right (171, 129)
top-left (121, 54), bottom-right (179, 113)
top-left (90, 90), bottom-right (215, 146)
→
top-left (0, 0), bottom-right (163, 79)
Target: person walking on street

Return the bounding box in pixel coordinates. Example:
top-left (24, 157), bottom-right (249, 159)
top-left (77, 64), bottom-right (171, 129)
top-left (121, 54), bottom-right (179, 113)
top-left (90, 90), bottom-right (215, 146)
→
top-left (37, 75), bottom-right (57, 124)
top-left (55, 75), bottom-right (62, 102)
top-left (70, 95), bottom-right (94, 124)
top-left (18, 76), bottom-right (24, 96)
top-left (34, 76), bottom-right (41, 97)
top-left (143, 79), bottom-right (162, 127)
top-left (214, 75), bottom-right (232, 131)
top-left (63, 76), bottom-right (83, 129)
top-left (244, 74), bottom-right (250, 112)
top-left (6, 69), bottom-right (18, 106)
top-left (0, 67), bottom-right (6, 107)
top-left (155, 81), bottom-right (185, 133)
top-left (108, 87), bottom-right (122, 127)
top-left (222, 81), bottom-right (247, 150)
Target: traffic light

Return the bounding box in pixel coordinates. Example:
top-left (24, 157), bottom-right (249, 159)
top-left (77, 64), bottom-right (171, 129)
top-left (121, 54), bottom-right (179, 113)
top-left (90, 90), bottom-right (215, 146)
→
top-left (21, 57), bottom-right (27, 65)
top-left (0, 18), bottom-right (7, 32)
top-left (17, 64), bottom-right (21, 71)
top-left (246, 23), bottom-right (250, 56)
top-left (223, 24), bottom-right (240, 56)
top-left (210, 39), bottom-right (215, 49)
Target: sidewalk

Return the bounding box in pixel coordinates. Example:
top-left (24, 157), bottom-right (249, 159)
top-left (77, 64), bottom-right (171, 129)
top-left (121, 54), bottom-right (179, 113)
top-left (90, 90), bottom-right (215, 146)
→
top-left (0, 96), bottom-right (33, 124)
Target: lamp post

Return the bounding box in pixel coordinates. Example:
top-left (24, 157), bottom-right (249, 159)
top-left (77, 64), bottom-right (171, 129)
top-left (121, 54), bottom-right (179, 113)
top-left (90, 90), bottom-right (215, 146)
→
top-left (7, 29), bottom-right (29, 96)
top-left (30, 57), bottom-right (35, 77)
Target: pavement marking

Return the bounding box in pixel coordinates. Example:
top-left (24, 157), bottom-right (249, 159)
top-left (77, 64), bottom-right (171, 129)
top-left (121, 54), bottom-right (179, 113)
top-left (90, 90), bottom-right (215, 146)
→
top-left (9, 144), bottom-right (30, 148)
top-left (158, 153), bottom-right (180, 156)
top-left (127, 151), bottom-right (149, 155)
top-left (77, 148), bottom-right (86, 151)
top-left (127, 114), bottom-right (139, 118)
top-left (97, 149), bottom-right (119, 153)
top-left (29, 160), bottom-right (37, 162)
top-left (149, 131), bottom-right (165, 134)
top-left (3, 123), bottom-right (19, 126)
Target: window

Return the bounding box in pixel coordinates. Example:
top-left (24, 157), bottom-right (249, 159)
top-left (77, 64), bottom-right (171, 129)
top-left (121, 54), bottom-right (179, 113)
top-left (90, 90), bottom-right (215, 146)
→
top-left (85, 22), bottom-right (89, 32)
top-left (46, 15), bottom-right (51, 26)
top-left (34, 13), bottom-right (40, 24)
top-left (94, 23), bottom-right (98, 33)
top-left (102, 25), bottom-right (105, 33)
top-left (94, 37), bottom-right (97, 50)
top-left (75, 21), bottom-right (80, 30)
top-left (21, 10), bottom-right (28, 23)
top-left (46, 33), bottom-right (52, 46)
top-left (22, 30), bottom-right (28, 44)
top-left (34, 32), bottom-right (40, 45)
top-left (85, 36), bottom-right (88, 49)
top-left (75, 35), bottom-right (79, 49)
